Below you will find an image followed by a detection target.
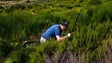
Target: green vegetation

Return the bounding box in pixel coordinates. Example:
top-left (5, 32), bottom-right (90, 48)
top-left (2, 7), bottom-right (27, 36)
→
top-left (0, 0), bottom-right (112, 63)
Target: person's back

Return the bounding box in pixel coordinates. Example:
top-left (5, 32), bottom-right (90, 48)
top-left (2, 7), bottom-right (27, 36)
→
top-left (42, 24), bottom-right (62, 39)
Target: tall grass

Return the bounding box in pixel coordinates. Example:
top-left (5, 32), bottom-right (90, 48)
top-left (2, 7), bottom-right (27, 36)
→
top-left (0, 0), bottom-right (112, 63)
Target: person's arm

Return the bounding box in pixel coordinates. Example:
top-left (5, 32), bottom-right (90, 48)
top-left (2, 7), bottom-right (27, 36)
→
top-left (56, 35), bottom-right (67, 41)
top-left (56, 33), bottom-right (71, 42)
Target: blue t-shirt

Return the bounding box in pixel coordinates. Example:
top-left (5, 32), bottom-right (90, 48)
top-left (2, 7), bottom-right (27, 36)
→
top-left (42, 24), bottom-right (62, 39)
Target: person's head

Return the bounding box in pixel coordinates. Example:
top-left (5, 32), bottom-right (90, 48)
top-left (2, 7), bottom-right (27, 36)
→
top-left (60, 21), bottom-right (68, 30)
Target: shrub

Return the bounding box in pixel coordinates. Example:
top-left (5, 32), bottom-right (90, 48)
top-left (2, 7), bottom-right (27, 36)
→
top-left (91, 2), bottom-right (112, 23)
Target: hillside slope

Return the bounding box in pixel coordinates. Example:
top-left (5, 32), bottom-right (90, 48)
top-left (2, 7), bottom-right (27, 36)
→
top-left (0, 0), bottom-right (112, 63)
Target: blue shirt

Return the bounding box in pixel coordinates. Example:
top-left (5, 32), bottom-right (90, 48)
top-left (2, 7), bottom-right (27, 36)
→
top-left (42, 24), bottom-right (62, 39)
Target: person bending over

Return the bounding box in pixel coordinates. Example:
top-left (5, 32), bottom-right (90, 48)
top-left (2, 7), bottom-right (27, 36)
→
top-left (40, 22), bottom-right (71, 43)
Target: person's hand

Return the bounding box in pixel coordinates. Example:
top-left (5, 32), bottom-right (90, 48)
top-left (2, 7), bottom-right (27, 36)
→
top-left (67, 33), bottom-right (71, 37)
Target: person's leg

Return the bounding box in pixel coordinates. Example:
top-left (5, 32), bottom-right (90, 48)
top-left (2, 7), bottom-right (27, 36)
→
top-left (40, 37), bottom-right (46, 43)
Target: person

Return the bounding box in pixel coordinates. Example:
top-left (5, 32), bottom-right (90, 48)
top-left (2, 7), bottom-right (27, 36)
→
top-left (40, 21), bottom-right (71, 43)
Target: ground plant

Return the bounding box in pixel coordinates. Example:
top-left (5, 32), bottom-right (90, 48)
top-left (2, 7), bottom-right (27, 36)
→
top-left (0, 0), bottom-right (112, 63)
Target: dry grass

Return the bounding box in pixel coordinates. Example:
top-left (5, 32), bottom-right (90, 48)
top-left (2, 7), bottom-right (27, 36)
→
top-left (0, 0), bottom-right (36, 7)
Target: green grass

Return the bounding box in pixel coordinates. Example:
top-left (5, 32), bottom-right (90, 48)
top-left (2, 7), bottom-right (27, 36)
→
top-left (0, 0), bottom-right (112, 63)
